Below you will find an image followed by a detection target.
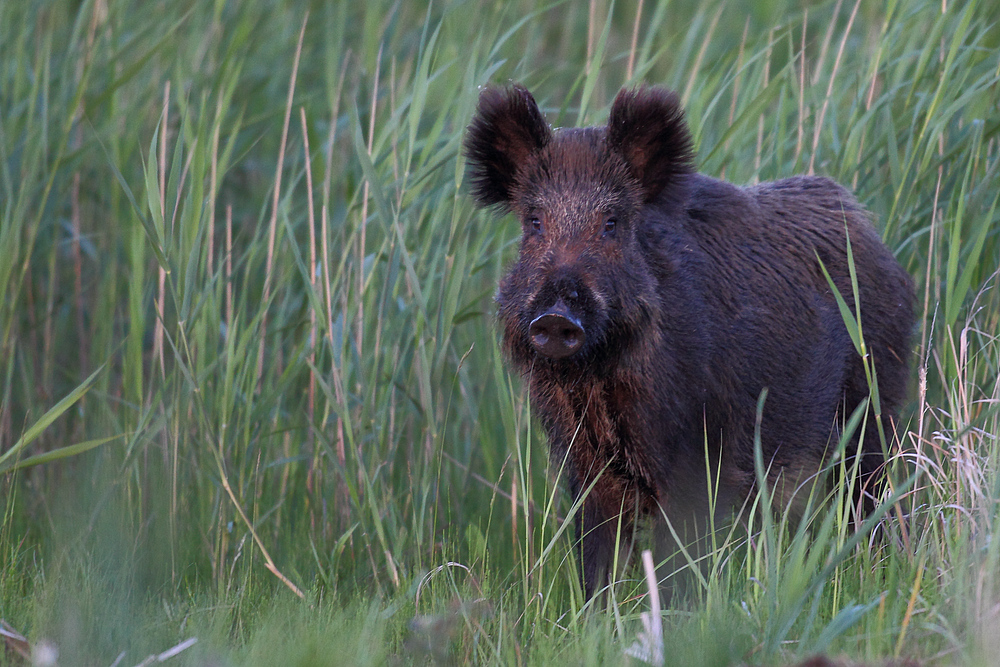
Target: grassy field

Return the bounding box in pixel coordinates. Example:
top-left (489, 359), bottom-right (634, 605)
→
top-left (1, 0), bottom-right (999, 664)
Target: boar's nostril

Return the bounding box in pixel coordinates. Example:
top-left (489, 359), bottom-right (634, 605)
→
top-left (529, 310), bottom-right (586, 359)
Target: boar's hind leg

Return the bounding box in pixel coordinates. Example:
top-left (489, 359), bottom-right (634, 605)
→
top-left (842, 332), bottom-right (911, 516)
top-left (843, 380), bottom-right (895, 518)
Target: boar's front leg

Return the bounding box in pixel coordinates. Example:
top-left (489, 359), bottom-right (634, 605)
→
top-left (572, 472), bottom-right (636, 599)
top-left (579, 496), bottom-right (618, 598)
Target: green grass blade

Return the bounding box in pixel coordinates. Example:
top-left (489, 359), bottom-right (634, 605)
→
top-left (0, 363), bottom-right (105, 468)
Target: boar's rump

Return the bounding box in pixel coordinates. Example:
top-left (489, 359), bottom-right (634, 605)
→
top-left (464, 83), bottom-right (915, 598)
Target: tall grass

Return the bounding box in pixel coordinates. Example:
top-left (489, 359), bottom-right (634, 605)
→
top-left (0, 0), bottom-right (998, 664)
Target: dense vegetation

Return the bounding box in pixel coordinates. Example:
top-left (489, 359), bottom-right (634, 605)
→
top-left (1, 0), bottom-right (998, 664)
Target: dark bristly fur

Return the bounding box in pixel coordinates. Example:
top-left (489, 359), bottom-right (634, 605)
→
top-left (465, 84), bottom-right (552, 210)
top-left (464, 83), bottom-right (916, 599)
top-left (606, 87), bottom-right (694, 202)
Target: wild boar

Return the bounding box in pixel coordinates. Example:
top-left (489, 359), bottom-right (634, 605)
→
top-left (464, 84), bottom-right (915, 597)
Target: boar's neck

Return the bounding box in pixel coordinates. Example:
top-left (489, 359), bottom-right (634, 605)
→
top-left (527, 311), bottom-right (710, 519)
top-left (531, 373), bottom-right (659, 516)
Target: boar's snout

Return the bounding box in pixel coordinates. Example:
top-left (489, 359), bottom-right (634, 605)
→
top-left (529, 299), bottom-right (585, 359)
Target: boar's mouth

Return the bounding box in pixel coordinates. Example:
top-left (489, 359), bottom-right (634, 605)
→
top-left (528, 299), bottom-right (586, 359)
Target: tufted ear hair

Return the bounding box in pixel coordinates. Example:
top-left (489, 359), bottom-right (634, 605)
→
top-left (464, 84), bottom-right (552, 210)
top-left (607, 86), bottom-right (694, 202)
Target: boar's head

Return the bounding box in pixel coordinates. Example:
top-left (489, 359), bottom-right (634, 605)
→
top-left (464, 84), bottom-right (694, 375)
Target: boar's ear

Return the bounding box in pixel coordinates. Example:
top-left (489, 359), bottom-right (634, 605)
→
top-left (464, 84), bottom-right (552, 210)
top-left (607, 86), bottom-right (694, 202)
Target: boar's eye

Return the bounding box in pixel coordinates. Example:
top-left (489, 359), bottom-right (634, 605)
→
top-left (528, 217), bottom-right (543, 235)
top-left (602, 217), bottom-right (617, 238)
